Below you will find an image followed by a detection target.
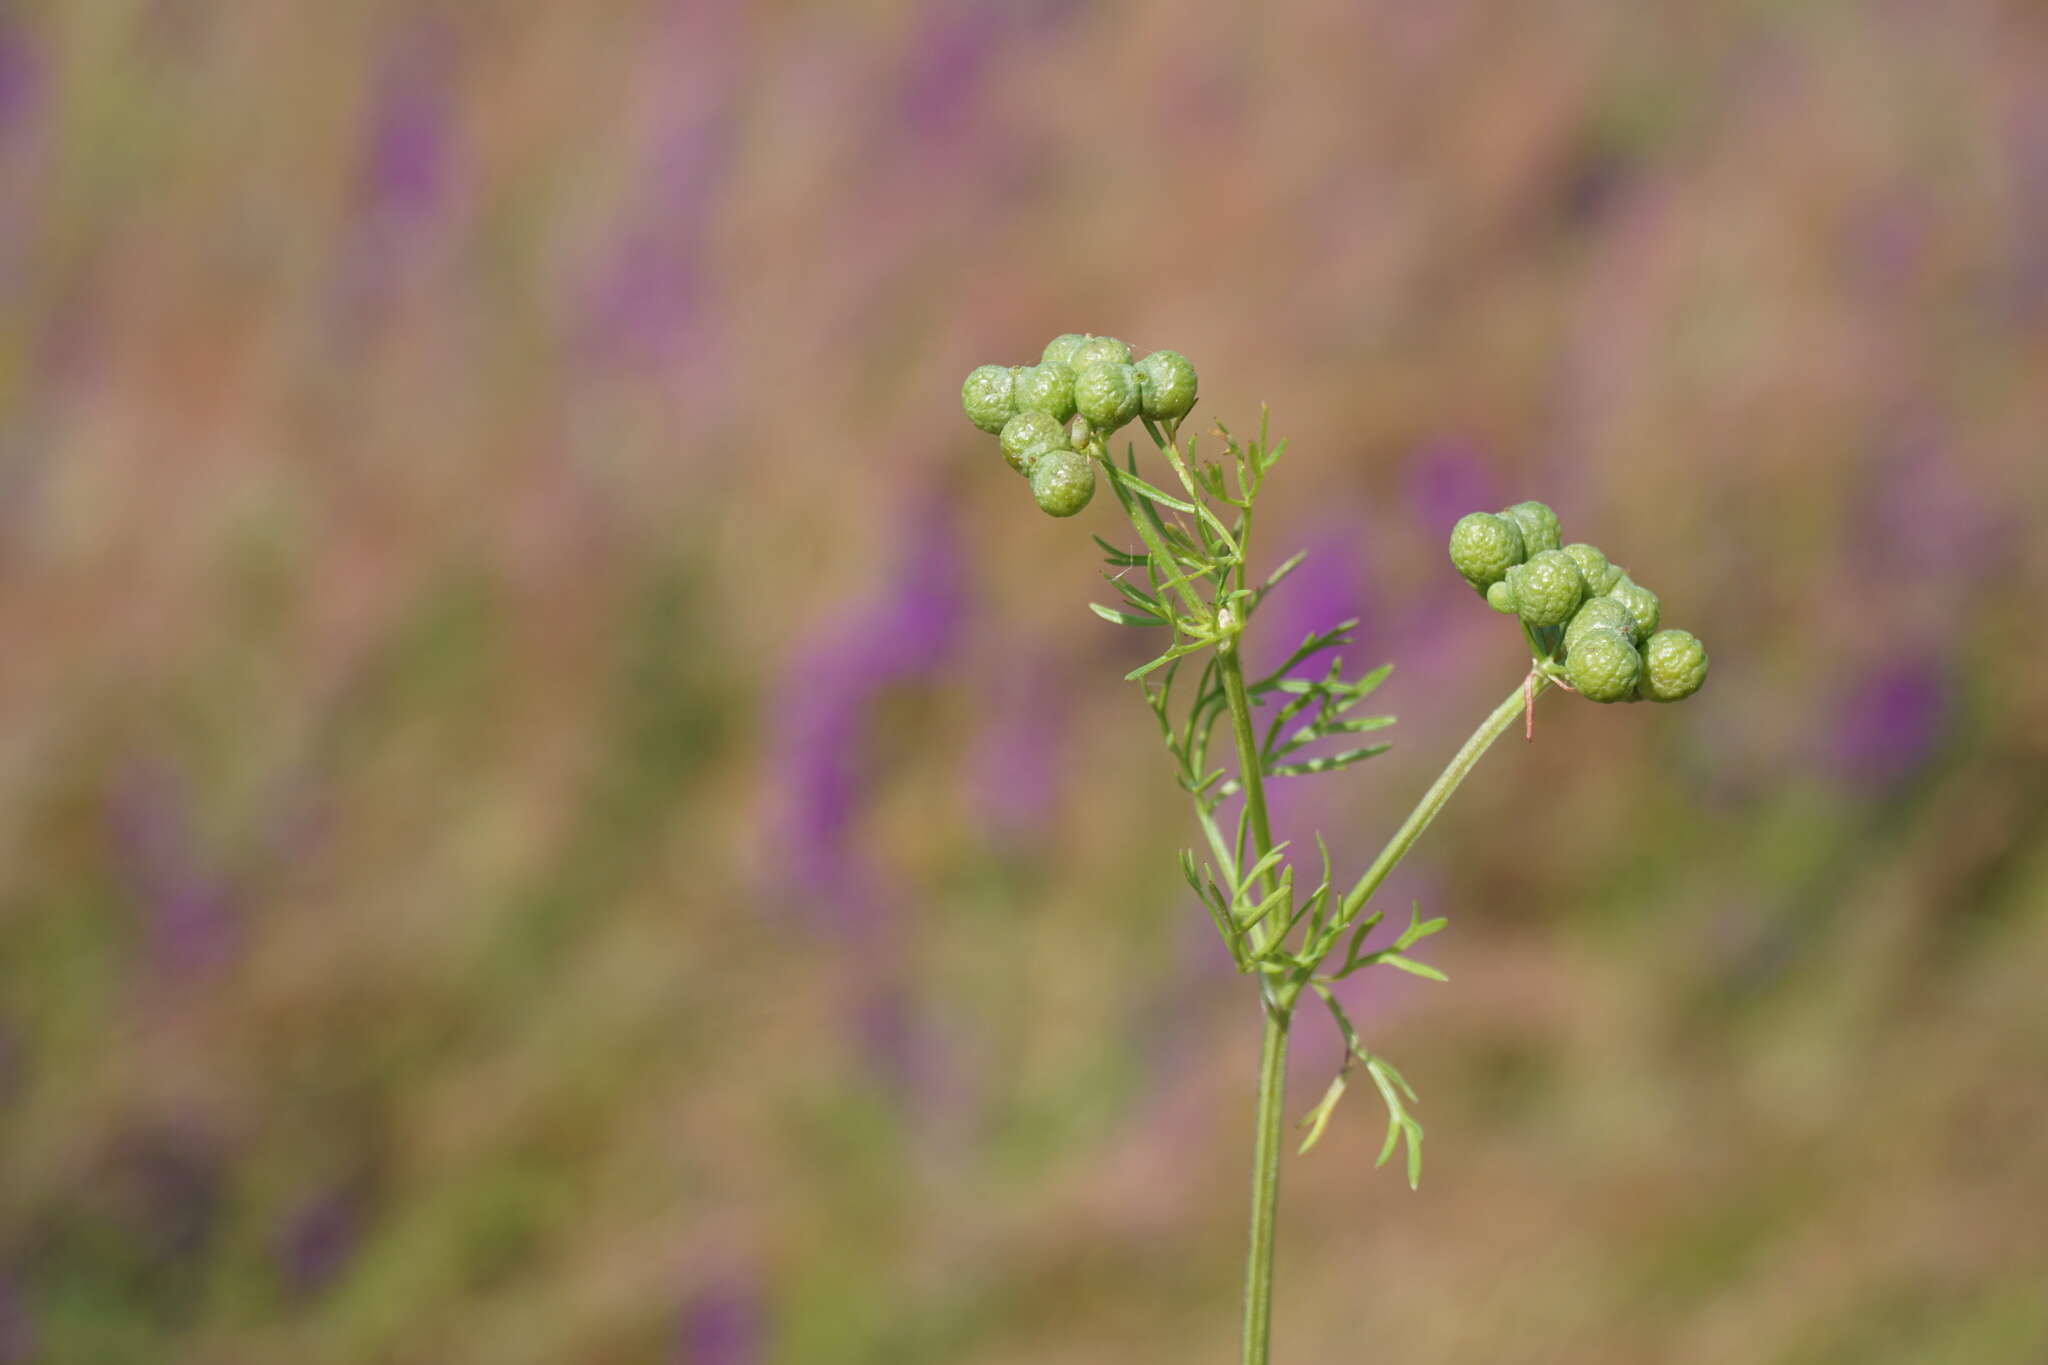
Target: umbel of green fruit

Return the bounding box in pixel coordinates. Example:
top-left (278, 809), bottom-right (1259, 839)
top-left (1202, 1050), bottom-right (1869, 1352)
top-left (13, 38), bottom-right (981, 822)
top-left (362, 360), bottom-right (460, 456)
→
top-left (960, 334), bottom-right (1199, 518)
top-left (1444, 498), bottom-right (1709, 705)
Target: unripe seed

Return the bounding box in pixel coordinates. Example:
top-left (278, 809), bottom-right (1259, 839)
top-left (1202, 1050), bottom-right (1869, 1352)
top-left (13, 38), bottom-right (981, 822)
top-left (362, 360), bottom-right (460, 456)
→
top-left (1031, 448), bottom-right (1096, 517)
top-left (1136, 349), bottom-right (1199, 422)
top-left (1564, 627), bottom-right (1641, 702)
top-left (1605, 577), bottom-right (1660, 637)
top-left (1013, 363), bottom-right (1077, 421)
top-left (1499, 501), bottom-right (1562, 556)
top-left (1507, 549), bottom-right (1586, 628)
top-left (1069, 336), bottom-right (1134, 371)
top-left (1042, 333), bottom-right (1090, 369)
top-left (1564, 595), bottom-right (1640, 652)
top-left (1073, 361), bottom-right (1143, 430)
top-left (1448, 512), bottom-right (1527, 590)
top-left (1638, 629), bottom-right (1708, 702)
top-left (961, 364), bottom-right (1018, 435)
top-left (999, 411), bottom-right (1067, 476)
top-left (1486, 579), bottom-right (1518, 614)
top-left (1562, 542), bottom-right (1623, 596)
top-left (1066, 413), bottom-right (1095, 451)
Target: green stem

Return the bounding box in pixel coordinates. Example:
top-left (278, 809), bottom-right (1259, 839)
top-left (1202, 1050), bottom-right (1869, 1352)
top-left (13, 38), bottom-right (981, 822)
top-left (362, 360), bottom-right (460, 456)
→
top-left (1219, 648), bottom-right (1279, 924)
top-left (1334, 673), bottom-right (1549, 928)
top-left (1219, 642), bottom-right (1292, 1365)
top-left (1242, 1001), bottom-right (1290, 1365)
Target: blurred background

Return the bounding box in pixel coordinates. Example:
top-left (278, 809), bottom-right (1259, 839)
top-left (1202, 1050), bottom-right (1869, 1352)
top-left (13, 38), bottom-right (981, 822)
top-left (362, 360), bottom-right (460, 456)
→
top-left (2, 2), bottom-right (2045, 1361)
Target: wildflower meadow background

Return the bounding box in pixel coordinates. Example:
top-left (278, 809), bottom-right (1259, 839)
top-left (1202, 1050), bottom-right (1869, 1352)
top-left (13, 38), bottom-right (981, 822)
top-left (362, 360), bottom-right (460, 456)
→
top-left (2, 3), bottom-right (2045, 1362)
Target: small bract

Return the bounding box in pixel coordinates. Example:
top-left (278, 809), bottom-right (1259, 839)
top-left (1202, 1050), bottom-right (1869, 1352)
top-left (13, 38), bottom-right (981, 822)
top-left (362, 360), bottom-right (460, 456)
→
top-left (999, 411), bottom-right (1067, 476)
top-left (1031, 449), bottom-right (1097, 517)
top-left (961, 364), bottom-right (1018, 435)
top-left (1448, 512), bottom-right (1526, 590)
top-left (1564, 627), bottom-right (1641, 702)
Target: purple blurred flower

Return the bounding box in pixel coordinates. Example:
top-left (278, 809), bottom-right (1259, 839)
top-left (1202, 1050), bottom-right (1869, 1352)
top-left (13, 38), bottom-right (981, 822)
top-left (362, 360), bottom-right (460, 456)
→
top-left (1402, 437), bottom-right (1501, 537)
top-left (581, 117), bottom-right (728, 368)
top-left (970, 660), bottom-right (1061, 841)
top-left (0, 14), bottom-right (41, 137)
top-left (1861, 423), bottom-right (2010, 586)
top-left (277, 1186), bottom-right (363, 1295)
top-left (1251, 521), bottom-right (1373, 683)
top-left (897, 7), bottom-right (1000, 136)
top-left (361, 23), bottom-right (453, 231)
top-left (108, 759), bottom-right (240, 977)
top-left (680, 1273), bottom-right (765, 1365)
top-left (1828, 653), bottom-right (1949, 788)
top-left (773, 494), bottom-right (966, 916)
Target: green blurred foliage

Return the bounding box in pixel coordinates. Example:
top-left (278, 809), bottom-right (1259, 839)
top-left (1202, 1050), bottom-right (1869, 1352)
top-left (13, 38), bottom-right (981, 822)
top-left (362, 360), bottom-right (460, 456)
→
top-left (0, 2), bottom-right (2043, 1363)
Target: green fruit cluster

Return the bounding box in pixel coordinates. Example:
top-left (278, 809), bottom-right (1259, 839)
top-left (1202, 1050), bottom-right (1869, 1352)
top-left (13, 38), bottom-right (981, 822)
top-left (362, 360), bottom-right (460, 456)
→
top-left (960, 334), bottom-right (1199, 518)
top-left (1447, 499), bottom-right (1708, 704)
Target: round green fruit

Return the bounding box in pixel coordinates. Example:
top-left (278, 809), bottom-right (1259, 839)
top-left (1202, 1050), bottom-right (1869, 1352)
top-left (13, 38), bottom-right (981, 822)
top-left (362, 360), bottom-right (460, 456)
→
top-left (1605, 577), bottom-right (1660, 637)
top-left (1562, 543), bottom-right (1623, 596)
top-left (1136, 349), bottom-right (1198, 421)
top-left (1486, 579), bottom-right (1518, 614)
top-left (1073, 361), bottom-right (1143, 430)
top-left (1507, 549), bottom-right (1586, 628)
top-left (961, 364), bottom-right (1017, 435)
top-left (1564, 595), bottom-right (1640, 652)
top-left (1031, 449), bottom-right (1096, 517)
top-left (1069, 336), bottom-right (1134, 371)
top-left (1564, 627), bottom-right (1641, 702)
top-left (999, 411), bottom-right (1067, 476)
top-left (1013, 363), bottom-right (1077, 421)
top-left (1638, 629), bottom-right (1708, 702)
top-left (1500, 501), bottom-right (1562, 556)
top-left (1041, 333), bottom-right (1090, 369)
top-left (1448, 511), bottom-right (1527, 590)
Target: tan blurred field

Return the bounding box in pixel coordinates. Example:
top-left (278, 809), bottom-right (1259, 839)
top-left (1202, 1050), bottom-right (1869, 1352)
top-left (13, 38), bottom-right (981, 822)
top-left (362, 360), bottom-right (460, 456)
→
top-left (1, 3), bottom-right (2045, 1362)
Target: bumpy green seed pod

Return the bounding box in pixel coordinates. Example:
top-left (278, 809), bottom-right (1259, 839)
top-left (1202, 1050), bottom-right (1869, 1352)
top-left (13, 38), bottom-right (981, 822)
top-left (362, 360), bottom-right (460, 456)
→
top-left (1073, 361), bottom-right (1142, 430)
top-left (1013, 363), bottom-right (1077, 421)
top-left (1486, 579), bottom-right (1519, 614)
top-left (1562, 543), bottom-right (1623, 596)
top-left (1499, 501), bottom-right (1562, 556)
top-left (1135, 350), bottom-right (1198, 422)
top-left (1448, 512), bottom-right (1526, 590)
top-left (1564, 595), bottom-right (1640, 652)
top-left (1042, 333), bottom-right (1090, 369)
top-left (1564, 627), bottom-right (1641, 702)
top-left (1030, 448), bottom-right (1096, 517)
top-left (1638, 629), bottom-right (1708, 702)
top-left (961, 364), bottom-right (1018, 435)
top-left (1069, 336), bottom-right (1134, 372)
top-left (1605, 577), bottom-right (1660, 637)
top-left (1507, 549), bottom-right (1586, 628)
top-left (999, 411), bottom-right (1066, 476)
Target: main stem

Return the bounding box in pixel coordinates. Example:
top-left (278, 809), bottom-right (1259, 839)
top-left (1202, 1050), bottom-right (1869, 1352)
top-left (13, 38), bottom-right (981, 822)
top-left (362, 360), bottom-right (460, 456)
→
top-left (1219, 645), bottom-right (1291, 1365)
